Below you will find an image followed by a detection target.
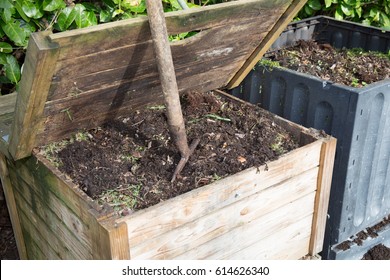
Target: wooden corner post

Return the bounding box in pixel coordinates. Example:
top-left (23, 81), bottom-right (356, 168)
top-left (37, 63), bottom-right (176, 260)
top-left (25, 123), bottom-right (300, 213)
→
top-left (9, 32), bottom-right (59, 160)
top-left (309, 137), bottom-right (337, 255)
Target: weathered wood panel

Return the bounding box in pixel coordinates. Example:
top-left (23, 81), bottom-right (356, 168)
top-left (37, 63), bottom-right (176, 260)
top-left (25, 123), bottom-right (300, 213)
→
top-left (223, 215), bottom-right (313, 259)
top-left (172, 193), bottom-right (315, 260)
top-left (131, 167), bottom-right (318, 259)
top-left (0, 153), bottom-right (27, 259)
top-left (120, 140), bottom-right (322, 248)
top-left (309, 137), bottom-right (337, 254)
top-left (9, 170), bottom-right (93, 259)
top-left (0, 92), bottom-right (16, 157)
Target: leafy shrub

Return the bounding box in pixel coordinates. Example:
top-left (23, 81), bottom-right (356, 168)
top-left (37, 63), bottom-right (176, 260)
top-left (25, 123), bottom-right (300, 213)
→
top-left (298, 0), bottom-right (390, 29)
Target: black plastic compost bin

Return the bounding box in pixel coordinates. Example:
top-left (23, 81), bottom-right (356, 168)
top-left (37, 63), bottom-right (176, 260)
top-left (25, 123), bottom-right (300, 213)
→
top-left (230, 16), bottom-right (390, 260)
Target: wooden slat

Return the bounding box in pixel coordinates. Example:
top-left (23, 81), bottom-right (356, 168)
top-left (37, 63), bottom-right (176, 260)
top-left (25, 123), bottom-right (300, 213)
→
top-left (173, 193), bottom-right (315, 260)
top-left (21, 228), bottom-right (48, 260)
top-left (227, 0), bottom-right (308, 88)
top-left (48, 0), bottom-right (292, 59)
top-left (309, 137), bottom-right (337, 255)
top-left (48, 23), bottom-right (269, 101)
top-left (224, 215), bottom-right (313, 260)
top-left (9, 169), bottom-right (93, 259)
top-left (131, 167), bottom-right (318, 259)
top-left (119, 140), bottom-right (322, 247)
top-left (0, 154), bottom-right (28, 259)
top-left (8, 32), bottom-right (59, 160)
top-left (0, 92), bottom-right (17, 157)
top-left (16, 203), bottom-right (70, 259)
top-left (37, 60), bottom-right (247, 145)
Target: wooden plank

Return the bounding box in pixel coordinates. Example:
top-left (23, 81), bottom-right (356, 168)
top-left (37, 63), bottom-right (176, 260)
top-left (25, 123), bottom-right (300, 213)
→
top-left (37, 60), bottom-right (244, 145)
top-left (0, 154), bottom-right (28, 259)
top-left (131, 167), bottom-right (318, 259)
top-left (16, 202), bottom-right (70, 259)
top-left (48, 0), bottom-right (292, 59)
top-left (8, 32), bottom-right (59, 160)
top-left (9, 169), bottom-right (93, 259)
top-left (225, 216), bottom-right (312, 260)
top-left (173, 193), bottom-right (315, 260)
top-left (0, 92), bottom-right (17, 114)
top-left (0, 92), bottom-right (17, 157)
top-left (48, 23), bottom-right (269, 101)
top-left (21, 227), bottom-right (48, 260)
top-left (309, 137), bottom-right (337, 255)
top-left (227, 0), bottom-right (308, 88)
top-left (119, 139), bottom-right (322, 247)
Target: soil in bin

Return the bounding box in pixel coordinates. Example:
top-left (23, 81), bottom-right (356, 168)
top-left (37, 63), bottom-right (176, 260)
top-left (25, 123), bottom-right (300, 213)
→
top-left (267, 40), bottom-right (390, 88)
top-left (39, 91), bottom-right (300, 215)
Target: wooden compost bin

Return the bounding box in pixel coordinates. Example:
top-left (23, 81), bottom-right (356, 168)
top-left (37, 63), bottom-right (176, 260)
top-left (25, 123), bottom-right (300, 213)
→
top-left (0, 0), bottom-right (337, 260)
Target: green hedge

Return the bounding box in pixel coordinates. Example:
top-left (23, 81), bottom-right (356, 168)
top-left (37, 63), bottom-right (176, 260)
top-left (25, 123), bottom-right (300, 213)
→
top-left (299, 0), bottom-right (390, 29)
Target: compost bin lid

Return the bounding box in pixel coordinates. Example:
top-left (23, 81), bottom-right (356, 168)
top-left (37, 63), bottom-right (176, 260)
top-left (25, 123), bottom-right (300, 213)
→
top-left (5, 0), bottom-right (307, 160)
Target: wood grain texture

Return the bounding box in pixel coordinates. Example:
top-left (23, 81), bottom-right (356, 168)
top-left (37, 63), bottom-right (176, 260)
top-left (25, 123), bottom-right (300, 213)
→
top-left (8, 32), bottom-right (59, 160)
top-left (309, 137), bottom-right (337, 255)
top-left (0, 154), bottom-right (28, 259)
top-left (131, 167), bottom-right (318, 259)
top-left (0, 92), bottom-right (16, 157)
top-left (9, 168), bottom-right (93, 259)
top-left (120, 140), bottom-right (322, 248)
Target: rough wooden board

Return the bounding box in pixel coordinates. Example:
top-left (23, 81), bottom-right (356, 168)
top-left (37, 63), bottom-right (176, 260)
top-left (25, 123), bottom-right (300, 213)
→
top-left (227, 0), bottom-right (308, 88)
top-left (16, 205), bottom-right (69, 259)
top-left (8, 32), bottom-right (59, 160)
top-left (119, 140), bottom-right (322, 247)
top-left (130, 167), bottom-right (318, 259)
top-left (0, 92), bottom-right (16, 157)
top-left (172, 193), bottom-right (315, 260)
top-left (9, 169), bottom-right (93, 259)
top-left (224, 216), bottom-right (312, 260)
top-left (309, 137), bottom-right (337, 255)
top-left (48, 22), bottom-right (268, 101)
top-left (0, 154), bottom-right (28, 259)
top-left (48, 0), bottom-right (292, 59)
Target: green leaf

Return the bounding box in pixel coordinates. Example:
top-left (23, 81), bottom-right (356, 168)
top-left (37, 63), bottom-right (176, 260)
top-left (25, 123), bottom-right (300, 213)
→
top-left (1, 7), bottom-right (13, 23)
top-left (308, 0), bottom-right (321, 11)
top-left (74, 4), bottom-right (86, 28)
top-left (3, 20), bottom-right (27, 46)
top-left (42, 0), bottom-right (65, 12)
top-left (0, 42), bottom-right (12, 53)
top-left (335, 6), bottom-right (344, 20)
top-left (4, 55), bottom-right (21, 84)
top-left (57, 7), bottom-right (77, 31)
top-left (74, 5), bottom-right (97, 28)
top-left (22, 1), bottom-right (44, 19)
top-left (380, 12), bottom-right (390, 28)
top-left (14, 0), bottom-right (30, 22)
top-left (324, 0), bottom-right (333, 8)
top-left (0, 53), bottom-right (7, 64)
top-left (341, 4), bottom-right (353, 16)
top-left (0, 0), bottom-right (12, 9)
top-left (99, 10), bottom-right (112, 22)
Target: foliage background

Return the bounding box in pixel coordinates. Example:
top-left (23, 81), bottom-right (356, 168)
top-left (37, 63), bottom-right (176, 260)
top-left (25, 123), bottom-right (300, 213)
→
top-left (0, 0), bottom-right (389, 94)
